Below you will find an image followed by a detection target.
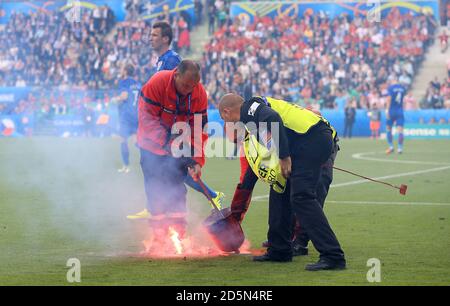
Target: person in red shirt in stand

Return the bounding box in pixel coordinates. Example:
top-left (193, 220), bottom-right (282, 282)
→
top-left (137, 60), bottom-right (208, 243)
top-left (439, 30), bottom-right (449, 52)
top-left (177, 17), bottom-right (191, 54)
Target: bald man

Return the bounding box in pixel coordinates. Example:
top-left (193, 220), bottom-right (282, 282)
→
top-left (219, 94), bottom-right (345, 271)
top-left (137, 60), bottom-right (208, 245)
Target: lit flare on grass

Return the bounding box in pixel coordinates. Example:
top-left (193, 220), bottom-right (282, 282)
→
top-left (169, 227), bottom-right (183, 255)
top-left (141, 227), bottom-right (248, 258)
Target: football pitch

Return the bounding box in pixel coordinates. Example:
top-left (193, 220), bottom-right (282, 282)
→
top-left (0, 137), bottom-right (449, 286)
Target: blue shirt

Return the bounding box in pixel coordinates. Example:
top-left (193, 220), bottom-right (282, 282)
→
top-left (156, 49), bottom-right (181, 72)
top-left (335, 95), bottom-right (348, 110)
top-left (387, 84), bottom-right (406, 113)
top-left (118, 77), bottom-right (142, 122)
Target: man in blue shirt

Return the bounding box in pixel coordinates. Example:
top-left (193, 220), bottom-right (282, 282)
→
top-left (152, 21), bottom-right (182, 72)
top-left (113, 65), bottom-right (141, 173)
top-left (386, 80), bottom-right (407, 154)
top-left (127, 21), bottom-right (224, 220)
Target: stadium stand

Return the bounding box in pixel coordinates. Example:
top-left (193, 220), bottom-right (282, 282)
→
top-left (422, 75), bottom-right (450, 109)
top-left (0, 2), bottom-right (196, 91)
top-left (202, 7), bottom-right (437, 110)
top-left (0, 1), bottom-right (448, 137)
top-left (0, 1), bottom-right (201, 137)
top-left (0, 8), bottom-right (115, 89)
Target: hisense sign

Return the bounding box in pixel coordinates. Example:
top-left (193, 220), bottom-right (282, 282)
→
top-left (404, 124), bottom-right (450, 139)
top-left (0, 94), bottom-right (14, 103)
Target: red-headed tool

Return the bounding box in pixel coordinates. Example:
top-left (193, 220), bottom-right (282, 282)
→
top-left (333, 166), bottom-right (408, 195)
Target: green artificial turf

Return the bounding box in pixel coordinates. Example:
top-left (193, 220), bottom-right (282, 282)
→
top-left (0, 137), bottom-right (449, 285)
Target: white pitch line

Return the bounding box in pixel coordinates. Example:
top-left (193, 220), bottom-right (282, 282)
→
top-left (252, 198), bottom-right (450, 206)
top-left (252, 165), bottom-right (450, 202)
top-left (352, 152), bottom-right (450, 166)
top-left (251, 152), bottom-right (450, 202)
top-left (331, 165), bottom-right (450, 187)
top-left (326, 200), bottom-right (450, 207)
top-left (252, 194), bottom-right (269, 201)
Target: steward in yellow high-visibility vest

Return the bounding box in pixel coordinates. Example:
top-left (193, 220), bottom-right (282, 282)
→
top-left (241, 96), bottom-right (338, 194)
top-left (219, 93), bottom-right (346, 271)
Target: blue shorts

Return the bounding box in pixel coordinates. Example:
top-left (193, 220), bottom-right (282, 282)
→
top-left (386, 110), bottom-right (404, 127)
top-left (119, 120), bottom-right (138, 138)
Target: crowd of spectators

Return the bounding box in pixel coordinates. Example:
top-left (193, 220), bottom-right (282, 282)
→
top-left (202, 8), bottom-right (438, 110)
top-left (0, 89), bottom-right (112, 118)
top-left (0, 7), bottom-right (115, 89)
top-left (1, 2), bottom-right (449, 124)
top-left (0, 2), bottom-right (195, 92)
top-left (0, 88), bottom-right (115, 136)
top-left (422, 75), bottom-right (450, 109)
top-left (0, 1), bottom-right (200, 122)
top-left (207, 0), bottom-right (232, 35)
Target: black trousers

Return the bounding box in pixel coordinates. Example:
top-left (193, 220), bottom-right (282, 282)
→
top-left (294, 142), bottom-right (338, 247)
top-left (343, 120), bottom-right (354, 138)
top-left (267, 125), bottom-right (345, 262)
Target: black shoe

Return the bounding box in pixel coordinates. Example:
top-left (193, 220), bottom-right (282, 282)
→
top-left (293, 245), bottom-right (308, 256)
top-left (305, 259), bottom-right (346, 271)
top-left (292, 234), bottom-right (309, 256)
top-left (253, 253), bottom-right (292, 263)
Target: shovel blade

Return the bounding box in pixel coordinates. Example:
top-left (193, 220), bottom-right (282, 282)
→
top-left (204, 208), bottom-right (245, 252)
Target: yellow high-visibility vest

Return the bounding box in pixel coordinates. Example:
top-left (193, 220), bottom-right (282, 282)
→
top-left (242, 97), bottom-right (336, 193)
top-left (266, 97), bottom-right (336, 139)
top-left (242, 127), bottom-right (287, 193)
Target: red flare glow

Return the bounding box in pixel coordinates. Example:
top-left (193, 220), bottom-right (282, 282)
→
top-left (140, 226), bottom-right (251, 259)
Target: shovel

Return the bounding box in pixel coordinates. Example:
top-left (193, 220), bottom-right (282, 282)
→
top-left (196, 177), bottom-right (245, 253)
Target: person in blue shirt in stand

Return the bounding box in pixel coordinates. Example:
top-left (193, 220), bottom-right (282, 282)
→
top-left (127, 21), bottom-right (224, 220)
top-left (112, 64), bottom-right (142, 173)
top-left (386, 79), bottom-right (407, 154)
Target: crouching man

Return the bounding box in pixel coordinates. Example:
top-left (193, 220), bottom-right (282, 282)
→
top-left (218, 94), bottom-right (346, 271)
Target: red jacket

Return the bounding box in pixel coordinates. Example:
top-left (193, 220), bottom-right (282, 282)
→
top-left (137, 70), bottom-right (208, 166)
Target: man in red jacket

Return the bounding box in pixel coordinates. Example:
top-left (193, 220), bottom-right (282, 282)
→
top-left (138, 60), bottom-right (208, 241)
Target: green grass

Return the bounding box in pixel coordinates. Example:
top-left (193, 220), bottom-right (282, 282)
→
top-left (0, 137), bottom-right (449, 285)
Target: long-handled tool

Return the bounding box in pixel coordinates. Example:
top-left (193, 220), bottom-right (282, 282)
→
top-left (333, 166), bottom-right (408, 195)
top-left (192, 174), bottom-right (245, 252)
top-left (196, 177), bottom-right (226, 219)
